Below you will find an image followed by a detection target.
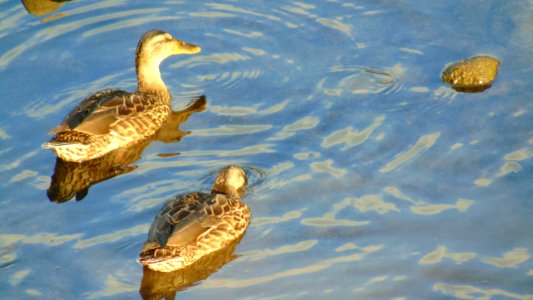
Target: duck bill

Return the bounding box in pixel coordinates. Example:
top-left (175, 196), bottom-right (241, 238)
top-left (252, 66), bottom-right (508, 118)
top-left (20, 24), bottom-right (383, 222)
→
top-left (174, 40), bottom-right (201, 55)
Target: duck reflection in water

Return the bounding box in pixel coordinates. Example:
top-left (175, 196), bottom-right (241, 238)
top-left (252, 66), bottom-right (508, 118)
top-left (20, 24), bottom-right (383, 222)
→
top-left (140, 238), bottom-right (241, 299)
top-left (47, 96), bottom-right (206, 203)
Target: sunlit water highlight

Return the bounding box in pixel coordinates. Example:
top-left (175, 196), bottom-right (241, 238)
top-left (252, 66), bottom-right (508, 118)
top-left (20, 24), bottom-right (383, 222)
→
top-left (1, 1), bottom-right (532, 299)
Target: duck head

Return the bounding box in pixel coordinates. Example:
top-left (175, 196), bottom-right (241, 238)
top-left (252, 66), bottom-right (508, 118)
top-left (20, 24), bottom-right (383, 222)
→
top-left (136, 30), bottom-right (201, 92)
top-left (212, 166), bottom-right (248, 196)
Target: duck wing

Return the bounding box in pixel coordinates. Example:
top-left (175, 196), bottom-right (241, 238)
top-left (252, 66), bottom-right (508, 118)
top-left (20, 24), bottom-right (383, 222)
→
top-left (147, 192), bottom-right (222, 248)
top-left (49, 89), bottom-right (138, 135)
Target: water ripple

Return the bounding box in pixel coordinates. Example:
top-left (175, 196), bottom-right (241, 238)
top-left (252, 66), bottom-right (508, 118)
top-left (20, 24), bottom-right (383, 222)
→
top-left (317, 64), bottom-right (405, 97)
top-left (171, 52), bottom-right (264, 100)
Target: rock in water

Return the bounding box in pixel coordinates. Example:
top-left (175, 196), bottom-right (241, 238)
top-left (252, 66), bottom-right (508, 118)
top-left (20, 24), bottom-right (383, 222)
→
top-left (441, 56), bottom-right (500, 93)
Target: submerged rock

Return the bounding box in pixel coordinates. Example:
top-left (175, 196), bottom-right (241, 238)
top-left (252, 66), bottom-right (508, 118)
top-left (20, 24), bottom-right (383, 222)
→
top-left (21, 0), bottom-right (63, 16)
top-left (441, 55), bottom-right (500, 93)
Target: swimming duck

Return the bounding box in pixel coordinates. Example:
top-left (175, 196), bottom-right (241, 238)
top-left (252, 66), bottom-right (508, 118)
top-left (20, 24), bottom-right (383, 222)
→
top-left (47, 95), bottom-right (206, 203)
top-left (139, 166), bottom-right (251, 273)
top-left (42, 30), bottom-right (201, 162)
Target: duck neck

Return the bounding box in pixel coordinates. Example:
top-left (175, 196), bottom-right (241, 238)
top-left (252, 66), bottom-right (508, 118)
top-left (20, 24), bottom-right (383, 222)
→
top-left (212, 187), bottom-right (239, 199)
top-left (136, 58), bottom-right (170, 99)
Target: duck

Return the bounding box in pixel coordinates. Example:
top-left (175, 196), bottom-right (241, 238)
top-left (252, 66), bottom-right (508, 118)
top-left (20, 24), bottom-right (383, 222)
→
top-left (139, 165), bottom-right (251, 273)
top-left (42, 30), bottom-right (201, 162)
top-left (47, 95), bottom-right (206, 203)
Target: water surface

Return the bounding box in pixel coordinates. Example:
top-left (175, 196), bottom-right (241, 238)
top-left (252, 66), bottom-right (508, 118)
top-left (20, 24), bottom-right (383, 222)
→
top-left (1, 0), bottom-right (532, 299)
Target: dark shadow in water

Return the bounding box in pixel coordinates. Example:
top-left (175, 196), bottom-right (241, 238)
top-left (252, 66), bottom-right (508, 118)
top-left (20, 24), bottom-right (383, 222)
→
top-left (139, 238), bottom-right (241, 300)
top-left (450, 84), bottom-right (492, 93)
top-left (47, 96), bottom-right (206, 203)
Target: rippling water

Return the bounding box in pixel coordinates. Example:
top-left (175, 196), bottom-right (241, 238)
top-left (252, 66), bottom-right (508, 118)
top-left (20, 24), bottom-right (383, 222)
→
top-left (1, 1), bottom-right (532, 299)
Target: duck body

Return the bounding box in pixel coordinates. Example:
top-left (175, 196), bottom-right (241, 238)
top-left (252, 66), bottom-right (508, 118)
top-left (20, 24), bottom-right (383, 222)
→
top-left (43, 30), bottom-right (201, 162)
top-left (139, 166), bottom-right (251, 273)
top-left (43, 88), bottom-right (171, 162)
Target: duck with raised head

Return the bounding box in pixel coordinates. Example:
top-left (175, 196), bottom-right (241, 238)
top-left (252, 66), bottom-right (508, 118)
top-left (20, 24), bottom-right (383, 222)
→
top-left (139, 166), bottom-right (251, 273)
top-left (42, 30), bottom-right (201, 162)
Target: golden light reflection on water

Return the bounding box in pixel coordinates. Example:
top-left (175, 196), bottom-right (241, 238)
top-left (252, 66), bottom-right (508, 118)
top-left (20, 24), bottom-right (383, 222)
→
top-left (354, 194), bottom-right (400, 215)
top-left (192, 124), bottom-right (272, 136)
top-left (301, 197), bottom-right (369, 227)
top-left (9, 269), bottom-right (31, 286)
top-left (242, 47), bottom-right (266, 56)
top-left (88, 270), bottom-right (138, 299)
top-left (419, 246), bottom-right (531, 275)
top-left (419, 246), bottom-right (477, 265)
top-left (399, 47), bottom-right (424, 55)
top-left (383, 186), bottom-right (419, 205)
top-left (475, 145), bottom-right (532, 187)
top-left (171, 52), bottom-right (251, 70)
top-left (25, 289), bottom-right (42, 297)
top-left (316, 18), bottom-right (353, 37)
top-left (223, 28), bottom-right (263, 38)
top-left (0, 232), bottom-right (82, 248)
top-left (200, 244), bottom-right (383, 289)
top-left (310, 159), bottom-right (347, 178)
top-left (117, 179), bottom-right (190, 212)
top-left (321, 115), bottom-right (385, 150)
top-left (299, 184), bottom-right (475, 229)
top-left (504, 148), bottom-right (533, 161)
top-left (317, 64), bottom-right (405, 96)
top-left (410, 198), bottom-right (473, 215)
top-left (294, 151), bottom-right (321, 160)
top-left (267, 116), bottom-right (320, 141)
top-left (23, 73), bottom-right (123, 119)
top-left (82, 14), bottom-right (178, 38)
top-left (386, 186), bottom-right (473, 215)
top-left (482, 248), bottom-right (530, 268)
top-left (181, 144), bottom-right (275, 157)
top-left (409, 86), bottom-right (430, 93)
top-left (433, 86), bottom-right (458, 100)
top-left (0, 127), bottom-right (11, 139)
top-left (0, 251), bottom-right (16, 266)
top-left (253, 208), bottom-right (306, 226)
top-left (2, 2), bottom-right (156, 70)
top-left (433, 283), bottom-right (533, 300)
top-left (241, 240), bottom-right (318, 262)
top-left (206, 3), bottom-right (280, 21)
top-left (380, 132), bottom-right (441, 173)
top-left (73, 224), bottom-right (148, 249)
top-left (357, 278), bottom-right (400, 296)
top-left (0, 225), bottom-right (151, 252)
top-left (189, 11), bottom-right (234, 18)
top-left (208, 100), bottom-right (288, 116)
top-left (280, 2), bottom-right (354, 37)
top-left (9, 169), bottom-right (38, 183)
top-left (1, 150), bottom-right (38, 172)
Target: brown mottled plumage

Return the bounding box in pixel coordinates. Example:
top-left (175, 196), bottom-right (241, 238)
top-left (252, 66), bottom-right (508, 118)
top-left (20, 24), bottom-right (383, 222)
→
top-left (140, 238), bottom-right (240, 297)
top-left (47, 96), bottom-right (206, 203)
top-left (139, 166), bottom-right (251, 273)
top-left (42, 30), bottom-right (201, 162)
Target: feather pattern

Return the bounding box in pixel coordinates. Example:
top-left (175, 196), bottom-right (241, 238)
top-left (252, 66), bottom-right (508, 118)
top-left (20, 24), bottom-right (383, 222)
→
top-left (43, 30), bottom-right (201, 162)
top-left (139, 166), bottom-right (251, 273)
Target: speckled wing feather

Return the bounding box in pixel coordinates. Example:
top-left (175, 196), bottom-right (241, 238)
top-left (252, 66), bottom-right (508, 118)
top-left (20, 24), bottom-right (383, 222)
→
top-left (49, 88), bottom-right (146, 136)
top-left (147, 192), bottom-right (222, 248)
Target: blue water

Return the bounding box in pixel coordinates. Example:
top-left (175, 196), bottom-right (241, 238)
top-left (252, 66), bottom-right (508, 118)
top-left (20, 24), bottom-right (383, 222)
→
top-left (1, 0), bottom-right (532, 299)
